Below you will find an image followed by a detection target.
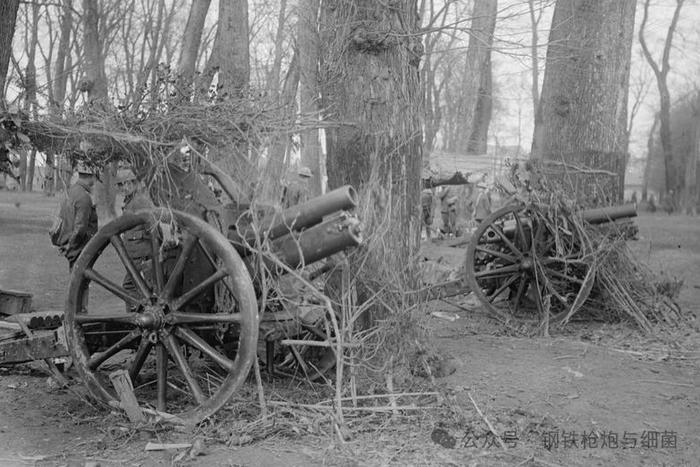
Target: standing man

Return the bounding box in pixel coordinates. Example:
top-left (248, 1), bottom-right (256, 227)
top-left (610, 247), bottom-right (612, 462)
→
top-left (55, 163), bottom-right (98, 270)
top-left (116, 169), bottom-right (156, 307)
top-left (421, 188), bottom-right (434, 240)
top-left (282, 166), bottom-right (313, 208)
top-left (439, 186), bottom-right (458, 237)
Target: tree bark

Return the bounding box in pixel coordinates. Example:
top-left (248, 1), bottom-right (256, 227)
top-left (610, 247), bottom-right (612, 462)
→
top-left (202, 0), bottom-right (250, 98)
top-left (320, 0), bottom-right (423, 253)
top-left (82, 0), bottom-right (115, 220)
top-left (460, 0), bottom-right (497, 155)
top-left (531, 0), bottom-right (636, 204)
top-left (177, 0), bottom-right (211, 96)
top-left (642, 112), bottom-right (660, 202)
top-left (0, 0), bottom-right (20, 102)
top-left (298, 0), bottom-right (322, 195)
top-left (82, 0), bottom-right (109, 102)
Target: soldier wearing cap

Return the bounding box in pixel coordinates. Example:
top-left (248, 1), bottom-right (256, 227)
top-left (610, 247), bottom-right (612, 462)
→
top-left (116, 169), bottom-right (157, 307)
top-left (439, 185), bottom-right (458, 236)
top-left (55, 163), bottom-right (98, 270)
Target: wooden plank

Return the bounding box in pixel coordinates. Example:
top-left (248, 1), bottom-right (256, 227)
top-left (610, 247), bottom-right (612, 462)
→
top-left (109, 370), bottom-right (146, 423)
top-left (0, 289), bottom-right (33, 316)
top-left (0, 330), bottom-right (68, 364)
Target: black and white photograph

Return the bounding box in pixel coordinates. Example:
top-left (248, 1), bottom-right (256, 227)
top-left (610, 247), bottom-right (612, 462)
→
top-left (0, 0), bottom-right (698, 465)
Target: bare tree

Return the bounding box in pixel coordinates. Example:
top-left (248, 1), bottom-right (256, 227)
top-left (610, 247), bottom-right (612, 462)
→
top-left (639, 0), bottom-right (685, 196)
top-left (0, 0), bottom-right (20, 103)
top-left (461, 0), bottom-right (497, 154)
top-left (532, 0), bottom-right (637, 202)
top-left (202, 0), bottom-right (250, 98)
top-left (298, 0), bottom-right (322, 195)
top-left (320, 0), bottom-right (423, 249)
top-left (177, 0), bottom-right (212, 96)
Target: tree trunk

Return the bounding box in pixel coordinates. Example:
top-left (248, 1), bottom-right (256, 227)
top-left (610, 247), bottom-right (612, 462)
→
top-left (320, 0), bottom-right (423, 254)
top-left (201, 0), bottom-right (249, 98)
top-left (45, 0), bottom-right (74, 195)
top-left (460, 0), bottom-right (497, 155)
top-left (639, 0), bottom-right (685, 196)
top-left (82, 0), bottom-right (109, 102)
top-left (82, 0), bottom-right (115, 220)
top-left (642, 113), bottom-right (660, 202)
top-left (267, 0), bottom-right (288, 100)
top-left (24, 0), bottom-right (40, 192)
top-left (0, 0), bottom-right (20, 102)
top-left (298, 0), bottom-right (322, 195)
top-left (177, 0), bottom-right (211, 97)
top-left (531, 0), bottom-right (636, 204)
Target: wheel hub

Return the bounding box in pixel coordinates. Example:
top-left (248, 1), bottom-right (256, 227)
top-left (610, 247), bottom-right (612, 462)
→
top-left (135, 304), bottom-right (167, 330)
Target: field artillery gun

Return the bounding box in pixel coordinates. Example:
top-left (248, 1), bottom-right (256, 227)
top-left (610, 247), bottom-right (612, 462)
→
top-left (463, 201), bottom-right (637, 323)
top-left (1, 158), bottom-right (361, 425)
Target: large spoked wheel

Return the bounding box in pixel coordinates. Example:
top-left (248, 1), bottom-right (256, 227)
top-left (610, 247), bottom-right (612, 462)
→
top-left (465, 204), bottom-right (594, 323)
top-left (65, 208), bottom-right (259, 424)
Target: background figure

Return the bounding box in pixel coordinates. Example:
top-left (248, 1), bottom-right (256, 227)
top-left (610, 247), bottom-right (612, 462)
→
top-left (439, 185), bottom-right (458, 236)
top-left (282, 166), bottom-right (312, 208)
top-left (472, 182), bottom-right (493, 224)
top-left (421, 188), bottom-right (434, 240)
top-left (55, 163), bottom-right (98, 271)
top-left (116, 169), bottom-right (156, 310)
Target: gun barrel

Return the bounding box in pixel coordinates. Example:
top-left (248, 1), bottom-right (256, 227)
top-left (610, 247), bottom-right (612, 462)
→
top-left (244, 212), bottom-right (362, 277)
top-left (243, 185), bottom-right (357, 244)
top-left (580, 203), bottom-right (637, 224)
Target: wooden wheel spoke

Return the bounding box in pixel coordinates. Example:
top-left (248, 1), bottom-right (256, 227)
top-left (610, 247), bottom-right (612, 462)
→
top-left (513, 212), bottom-right (528, 248)
top-left (161, 234), bottom-right (197, 300)
top-left (150, 231), bottom-right (164, 294)
top-left (162, 335), bottom-right (206, 404)
top-left (489, 223), bottom-right (524, 258)
top-left (488, 273), bottom-right (520, 302)
top-left (475, 245), bottom-right (516, 263)
top-left (171, 268), bottom-right (229, 311)
top-left (541, 267), bottom-right (584, 285)
top-left (174, 327), bottom-right (235, 372)
top-left (129, 338), bottom-right (153, 382)
top-left (110, 235), bottom-right (151, 299)
top-left (84, 268), bottom-right (142, 307)
top-left (74, 313), bottom-right (140, 325)
top-left (512, 274), bottom-right (529, 312)
top-left (197, 239), bottom-right (236, 297)
top-left (474, 263), bottom-right (521, 279)
top-left (167, 311), bottom-right (242, 325)
top-left (88, 330), bottom-right (141, 370)
top-left (156, 343), bottom-right (167, 411)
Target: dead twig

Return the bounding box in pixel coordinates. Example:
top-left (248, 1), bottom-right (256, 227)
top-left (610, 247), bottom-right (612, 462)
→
top-left (467, 392), bottom-right (507, 451)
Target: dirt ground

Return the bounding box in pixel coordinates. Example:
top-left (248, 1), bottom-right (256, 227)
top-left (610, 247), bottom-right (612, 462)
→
top-left (1, 191), bottom-right (698, 466)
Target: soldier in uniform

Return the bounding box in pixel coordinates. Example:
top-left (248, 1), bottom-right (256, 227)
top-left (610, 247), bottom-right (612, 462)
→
top-left (439, 186), bottom-right (458, 236)
top-left (421, 188), bottom-right (434, 240)
top-left (55, 163), bottom-right (99, 271)
top-left (116, 169), bottom-right (156, 308)
top-left (282, 166), bottom-right (313, 208)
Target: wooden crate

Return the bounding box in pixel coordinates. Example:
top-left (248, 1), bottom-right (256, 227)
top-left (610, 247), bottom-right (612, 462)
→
top-left (0, 288), bottom-right (33, 315)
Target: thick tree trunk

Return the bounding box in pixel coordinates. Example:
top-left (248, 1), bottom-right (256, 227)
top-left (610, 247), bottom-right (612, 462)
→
top-left (82, 0), bottom-right (109, 102)
top-left (82, 0), bottom-right (115, 220)
top-left (320, 0), bottom-right (423, 253)
top-left (298, 0), bottom-right (322, 195)
top-left (531, 0), bottom-right (636, 204)
top-left (201, 0), bottom-right (250, 98)
top-left (177, 0), bottom-right (211, 96)
top-left (460, 0), bottom-right (497, 155)
top-left (0, 0), bottom-right (20, 102)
